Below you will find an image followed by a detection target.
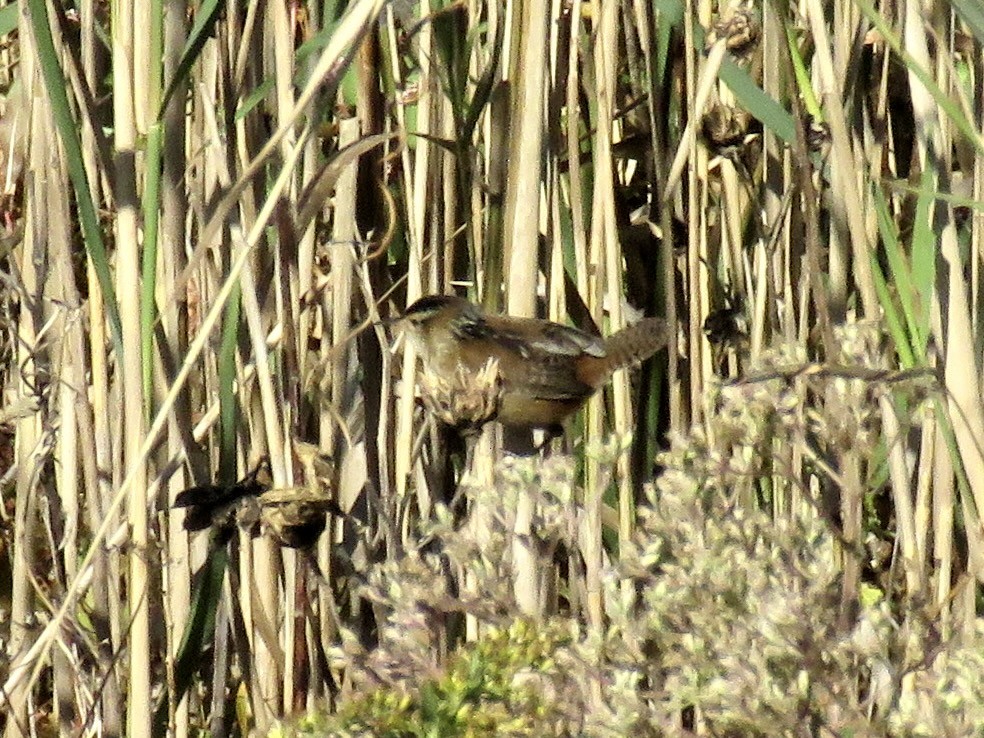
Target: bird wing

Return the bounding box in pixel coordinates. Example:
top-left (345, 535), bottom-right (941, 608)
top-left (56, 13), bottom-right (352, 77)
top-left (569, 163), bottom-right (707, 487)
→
top-left (464, 316), bottom-right (601, 401)
top-left (479, 316), bottom-right (606, 358)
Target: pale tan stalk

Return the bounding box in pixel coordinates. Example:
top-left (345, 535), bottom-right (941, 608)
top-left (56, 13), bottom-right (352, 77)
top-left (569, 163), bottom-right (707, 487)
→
top-left (327, 117), bottom-right (359, 489)
top-left (804, 3), bottom-right (875, 618)
top-left (52, 368), bottom-right (83, 731)
top-left (196, 0), bottom-right (389, 254)
top-left (901, 0), bottom-right (984, 597)
top-left (1, 78), bottom-right (310, 721)
top-left (48, 133), bottom-right (81, 733)
top-left (324, 119), bottom-right (361, 661)
top-left (663, 40), bottom-right (727, 201)
top-left (4, 62), bottom-right (45, 738)
top-left (160, 0), bottom-right (190, 730)
top-left (504, 0), bottom-right (550, 618)
top-left (467, 0), bottom-right (488, 278)
top-left (200, 82), bottom-right (292, 725)
top-left (881, 396), bottom-right (922, 596)
top-left (394, 0), bottom-right (434, 508)
top-left (564, 0), bottom-right (587, 303)
top-left (805, 2), bottom-right (877, 318)
top-left (503, 0), bottom-right (547, 312)
top-left (823, 0), bottom-right (857, 316)
top-left (441, 101), bottom-right (456, 290)
top-left (465, 425), bottom-right (498, 640)
top-left (269, 0), bottom-right (296, 150)
top-left (914, 416), bottom-right (936, 572)
top-left (40, 0), bottom-right (125, 728)
top-left (110, 0), bottom-right (152, 728)
top-left (762, 2), bottom-right (794, 374)
top-left (684, 0), bottom-right (710, 427)
top-left (233, 0), bottom-right (263, 88)
top-left (760, 2), bottom-right (785, 277)
top-left (582, 0), bottom-right (621, 636)
top-left (975, 55), bottom-right (984, 343)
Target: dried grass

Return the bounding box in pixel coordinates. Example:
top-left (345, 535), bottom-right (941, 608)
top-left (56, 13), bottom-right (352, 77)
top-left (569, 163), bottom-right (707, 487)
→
top-left (0, 0), bottom-right (982, 735)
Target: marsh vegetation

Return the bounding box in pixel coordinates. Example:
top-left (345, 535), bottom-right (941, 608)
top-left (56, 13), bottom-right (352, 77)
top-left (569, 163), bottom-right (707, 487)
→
top-left (1, 0), bottom-right (984, 735)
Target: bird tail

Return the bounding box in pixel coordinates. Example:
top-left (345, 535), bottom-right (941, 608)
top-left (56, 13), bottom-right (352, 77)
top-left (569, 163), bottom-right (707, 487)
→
top-left (576, 317), bottom-right (668, 387)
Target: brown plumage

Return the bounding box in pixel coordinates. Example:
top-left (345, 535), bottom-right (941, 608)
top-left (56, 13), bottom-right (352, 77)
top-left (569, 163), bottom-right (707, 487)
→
top-left (400, 295), bottom-right (667, 434)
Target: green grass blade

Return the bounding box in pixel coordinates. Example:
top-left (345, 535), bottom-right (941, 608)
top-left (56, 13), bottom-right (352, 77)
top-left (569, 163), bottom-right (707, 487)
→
top-left (0, 4), bottom-right (18, 37)
top-left (461, 13), bottom-right (503, 145)
top-left (153, 545), bottom-right (229, 730)
top-left (295, 22), bottom-right (338, 63)
top-left (784, 21), bottom-right (822, 121)
top-left (26, 0), bottom-right (123, 357)
top-left (218, 281), bottom-right (242, 483)
top-left (141, 123), bottom-right (163, 418)
top-left (871, 173), bottom-right (935, 361)
top-left (719, 55), bottom-right (796, 145)
top-left (142, 0), bottom-right (166, 416)
top-left (909, 169), bottom-right (937, 355)
top-left (654, 0), bottom-right (683, 87)
top-left (870, 186), bottom-right (915, 369)
top-left (855, 0), bottom-right (984, 155)
top-left (872, 181), bottom-right (919, 353)
top-left (159, 0), bottom-right (226, 116)
top-left (430, 1), bottom-right (468, 131)
top-left (951, 0), bottom-right (984, 46)
top-left (236, 78), bottom-right (276, 121)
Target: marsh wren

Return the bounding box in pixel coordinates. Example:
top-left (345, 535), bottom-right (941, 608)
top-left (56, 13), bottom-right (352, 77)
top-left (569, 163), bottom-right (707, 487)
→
top-left (399, 295), bottom-right (668, 435)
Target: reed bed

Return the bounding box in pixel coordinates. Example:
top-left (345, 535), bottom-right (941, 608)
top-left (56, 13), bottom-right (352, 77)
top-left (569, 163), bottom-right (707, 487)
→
top-left (1, 0), bottom-right (983, 735)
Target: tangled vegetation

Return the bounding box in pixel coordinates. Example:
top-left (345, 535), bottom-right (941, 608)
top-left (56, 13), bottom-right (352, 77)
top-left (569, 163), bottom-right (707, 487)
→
top-left (1, 0), bottom-right (983, 735)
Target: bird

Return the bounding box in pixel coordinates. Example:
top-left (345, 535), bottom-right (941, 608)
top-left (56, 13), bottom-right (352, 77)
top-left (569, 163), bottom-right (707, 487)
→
top-left (173, 456), bottom-right (342, 548)
top-left (398, 294), bottom-right (668, 437)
